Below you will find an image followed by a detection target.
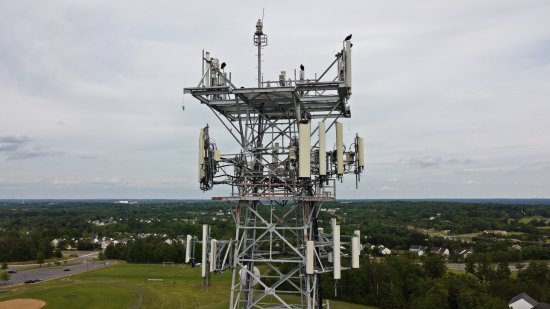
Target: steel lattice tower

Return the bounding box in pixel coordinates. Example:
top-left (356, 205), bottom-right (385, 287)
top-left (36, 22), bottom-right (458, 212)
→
top-left (184, 19), bottom-right (364, 309)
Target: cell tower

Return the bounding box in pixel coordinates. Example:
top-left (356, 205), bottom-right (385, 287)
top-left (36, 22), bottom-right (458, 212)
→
top-left (183, 19), bottom-right (365, 309)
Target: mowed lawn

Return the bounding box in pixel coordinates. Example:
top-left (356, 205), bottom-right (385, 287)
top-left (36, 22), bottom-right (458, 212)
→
top-left (0, 263), bottom-right (377, 309)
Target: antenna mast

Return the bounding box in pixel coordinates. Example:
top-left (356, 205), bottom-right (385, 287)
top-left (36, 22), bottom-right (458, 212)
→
top-left (254, 19), bottom-right (267, 87)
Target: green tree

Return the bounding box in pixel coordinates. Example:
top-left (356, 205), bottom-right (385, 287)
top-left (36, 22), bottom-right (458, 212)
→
top-left (476, 254), bottom-right (494, 282)
top-left (0, 271), bottom-right (10, 282)
top-left (1, 262), bottom-right (7, 270)
top-left (423, 255), bottom-right (446, 278)
top-left (458, 290), bottom-right (507, 309)
top-left (53, 247), bottom-right (63, 258)
top-left (36, 252), bottom-right (45, 266)
top-left (518, 261), bottom-right (549, 284)
top-left (412, 282), bottom-right (450, 309)
top-left (495, 261), bottom-right (510, 280)
top-left (465, 256), bottom-right (476, 274)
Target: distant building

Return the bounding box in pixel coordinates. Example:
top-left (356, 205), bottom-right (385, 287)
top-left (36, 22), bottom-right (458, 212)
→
top-left (51, 239), bottom-right (60, 248)
top-left (100, 241), bottom-right (110, 249)
top-left (430, 247), bottom-right (450, 256)
top-left (509, 292), bottom-right (539, 309)
top-left (377, 245), bottom-right (391, 255)
top-left (484, 230), bottom-right (507, 236)
top-left (456, 248), bottom-right (472, 257)
top-left (409, 245), bottom-right (428, 256)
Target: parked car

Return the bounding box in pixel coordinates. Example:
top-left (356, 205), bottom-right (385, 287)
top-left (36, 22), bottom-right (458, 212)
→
top-left (7, 268), bottom-right (17, 273)
top-left (64, 267), bottom-right (71, 271)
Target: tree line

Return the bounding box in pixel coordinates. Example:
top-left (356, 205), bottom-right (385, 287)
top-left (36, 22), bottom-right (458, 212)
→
top-left (327, 255), bottom-right (549, 309)
top-left (104, 236), bottom-right (187, 263)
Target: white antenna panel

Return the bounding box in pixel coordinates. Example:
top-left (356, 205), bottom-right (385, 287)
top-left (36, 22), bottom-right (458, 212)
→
top-left (185, 234), bottom-right (192, 263)
top-left (201, 224), bottom-right (208, 278)
top-left (358, 137), bottom-right (365, 168)
top-left (306, 240), bottom-right (315, 274)
top-left (336, 122), bottom-right (344, 175)
top-left (333, 225), bottom-right (341, 279)
top-left (299, 122), bottom-right (311, 178)
top-left (351, 236), bottom-right (360, 269)
top-left (210, 239), bottom-right (217, 272)
top-left (198, 128), bottom-right (205, 183)
top-left (318, 122), bottom-right (326, 176)
top-left (345, 41), bottom-right (352, 91)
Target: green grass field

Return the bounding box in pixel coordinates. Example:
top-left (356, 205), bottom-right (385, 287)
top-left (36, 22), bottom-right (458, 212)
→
top-left (0, 263), bottom-right (377, 309)
top-left (519, 216), bottom-right (544, 224)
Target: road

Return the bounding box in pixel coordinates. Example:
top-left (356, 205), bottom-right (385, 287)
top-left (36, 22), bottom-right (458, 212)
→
top-left (3, 252), bottom-right (112, 286)
top-left (447, 262), bottom-right (529, 272)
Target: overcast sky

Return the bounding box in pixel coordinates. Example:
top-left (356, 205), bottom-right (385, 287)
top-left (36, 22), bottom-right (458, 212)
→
top-left (1, 1), bottom-right (549, 199)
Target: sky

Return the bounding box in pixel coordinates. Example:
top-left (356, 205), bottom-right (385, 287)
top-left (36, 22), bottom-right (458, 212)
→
top-left (0, 0), bottom-right (549, 199)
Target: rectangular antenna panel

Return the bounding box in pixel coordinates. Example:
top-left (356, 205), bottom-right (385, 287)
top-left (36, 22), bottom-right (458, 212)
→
top-left (333, 224), bottom-right (341, 279)
top-left (199, 128), bottom-right (205, 182)
top-left (299, 122), bottom-right (311, 178)
top-left (351, 235), bottom-right (360, 269)
top-left (306, 240), bottom-right (314, 274)
top-left (204, 52), bottom-right (210, 87)
top-left (358, 137), bottom-right (365, 168)
top-left (201, 224), bottom-right (208, 278)
top-left (210, 239), bottom-right (217, 272)
top-left (318, 122), bottom-right (326, 176)
top-left (345, 41), bottom-right (352, 90)
top-left (336, 122), bottom-right (344, 175)
top-left (185, 234), bottom-right (192, 263)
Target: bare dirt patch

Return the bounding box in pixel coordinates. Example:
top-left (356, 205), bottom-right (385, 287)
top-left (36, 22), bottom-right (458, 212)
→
top-left (0, 298), bottom-right (46, 309)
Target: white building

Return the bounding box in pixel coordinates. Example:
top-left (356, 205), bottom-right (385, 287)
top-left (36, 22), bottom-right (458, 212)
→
top-left (430, 247), bottom-right (450, 257)
top-left (509, 292), bottom-right (539, 309)
top-left (378, 245), bottom-right (391, 255)
top-left (409, 245), bottom-right (428, 256)
top-left (456, 249), bottom-right (472, 257)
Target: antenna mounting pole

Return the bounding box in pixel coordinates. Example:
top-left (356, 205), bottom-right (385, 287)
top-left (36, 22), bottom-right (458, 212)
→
top-left (254, 19), bottom-right (268, 87)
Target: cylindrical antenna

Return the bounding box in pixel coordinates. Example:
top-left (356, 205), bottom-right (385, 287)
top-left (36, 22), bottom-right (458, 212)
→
top-left (254, 19), bottom-right (268, 87)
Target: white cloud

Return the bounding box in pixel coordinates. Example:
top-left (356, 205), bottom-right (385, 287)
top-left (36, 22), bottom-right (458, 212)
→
top-left (0, 0), bottom-right (549, 198)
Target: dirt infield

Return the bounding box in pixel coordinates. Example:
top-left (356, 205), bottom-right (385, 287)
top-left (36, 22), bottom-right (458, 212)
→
top-left (0, 298), bottom-right (46, 309)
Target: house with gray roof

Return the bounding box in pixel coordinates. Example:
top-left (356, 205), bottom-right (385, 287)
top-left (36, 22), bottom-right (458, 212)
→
top-left (509, 292), bottom-right (539, 309)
